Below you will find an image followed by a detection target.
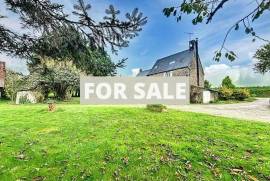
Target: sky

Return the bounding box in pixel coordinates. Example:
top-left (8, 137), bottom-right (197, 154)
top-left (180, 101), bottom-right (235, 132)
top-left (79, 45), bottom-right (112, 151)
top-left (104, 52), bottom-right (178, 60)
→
top-left (1, 0), bottom-right (270, 87)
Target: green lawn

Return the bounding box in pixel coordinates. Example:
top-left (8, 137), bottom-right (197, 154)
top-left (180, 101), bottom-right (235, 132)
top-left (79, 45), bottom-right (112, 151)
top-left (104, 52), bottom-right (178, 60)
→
top-left (0, 101), bottom-right (270, 180)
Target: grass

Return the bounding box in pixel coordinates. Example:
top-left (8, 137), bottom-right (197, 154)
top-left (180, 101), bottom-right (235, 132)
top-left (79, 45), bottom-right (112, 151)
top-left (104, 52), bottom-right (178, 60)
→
top-left (0, 100), bottom-right (270, 180)
top-left (52, 97), bottom-right (80, 104)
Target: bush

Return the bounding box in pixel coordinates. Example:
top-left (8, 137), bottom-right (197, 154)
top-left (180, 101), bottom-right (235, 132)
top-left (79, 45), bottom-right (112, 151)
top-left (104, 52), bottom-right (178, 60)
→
top-left (146, 104), bottom-right (167, 112)
top-left (33, 92), bottom-right (45, 103)
top-left (219, 87), bottom-right (233, 100)
top-left (4, 70), bottom-right (25, 102)
top-left (233, 89), bottom-right (250, 101)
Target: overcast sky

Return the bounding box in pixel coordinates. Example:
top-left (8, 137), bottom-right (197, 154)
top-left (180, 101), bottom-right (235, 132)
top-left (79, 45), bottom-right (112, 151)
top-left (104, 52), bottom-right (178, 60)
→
top-left (1, 0), bottom-right (270, 87)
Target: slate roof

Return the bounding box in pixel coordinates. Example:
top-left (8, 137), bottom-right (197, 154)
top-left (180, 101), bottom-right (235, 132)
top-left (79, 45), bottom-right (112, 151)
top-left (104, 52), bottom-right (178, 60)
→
top-left (136, 48), bottom-right (205, 77)
top-left (148, 49), bottom-right (194, 75)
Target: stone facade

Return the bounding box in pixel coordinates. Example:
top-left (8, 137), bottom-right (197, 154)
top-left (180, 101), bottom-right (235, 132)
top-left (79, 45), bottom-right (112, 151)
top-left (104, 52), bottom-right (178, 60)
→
top-left (149, 68), bottom-right (189, 78)
top-left (190, 85), bottom-right (203, 103)
top-left (189, 56), bottom-right (204, 87)
top-left (150, 64), bottom-right (204, 103)
top-left (16, 91), bottom-right (37, 104)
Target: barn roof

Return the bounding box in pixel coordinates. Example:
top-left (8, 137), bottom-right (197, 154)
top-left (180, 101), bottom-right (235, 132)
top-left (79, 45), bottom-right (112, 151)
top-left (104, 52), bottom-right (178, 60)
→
top-left (147, 49), bottom-right (194, 75)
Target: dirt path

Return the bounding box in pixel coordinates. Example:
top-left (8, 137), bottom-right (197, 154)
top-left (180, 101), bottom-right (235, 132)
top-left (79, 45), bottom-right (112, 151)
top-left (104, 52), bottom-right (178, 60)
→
top-left (170, 98), bottom-right (270, 122)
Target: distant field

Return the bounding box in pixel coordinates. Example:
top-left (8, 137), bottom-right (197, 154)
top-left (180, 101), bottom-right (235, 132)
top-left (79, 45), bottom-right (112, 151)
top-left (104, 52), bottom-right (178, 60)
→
top-left (211, 86), bottom-right (270, 98)
top-left (243, 86), bottom-right (270, 98)
top-left (0, 100), bottom-right (270, 180)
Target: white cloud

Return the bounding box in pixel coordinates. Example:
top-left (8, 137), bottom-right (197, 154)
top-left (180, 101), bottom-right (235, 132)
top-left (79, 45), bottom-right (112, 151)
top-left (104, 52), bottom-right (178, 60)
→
top-left (200, 32), bottom-right (270, 68)
top-left (205, 64), bottom-right (270, 87)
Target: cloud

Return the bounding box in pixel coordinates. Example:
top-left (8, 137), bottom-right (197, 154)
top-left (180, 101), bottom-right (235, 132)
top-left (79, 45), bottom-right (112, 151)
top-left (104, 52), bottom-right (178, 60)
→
top-left (200, 32), bottom-right (270, 68)
top-left (205, 64), bottom-right (270, 87)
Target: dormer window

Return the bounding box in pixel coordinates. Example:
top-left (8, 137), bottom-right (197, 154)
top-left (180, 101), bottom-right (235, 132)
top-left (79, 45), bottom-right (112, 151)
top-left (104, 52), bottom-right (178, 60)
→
top-left (169, 61), bottom-right (175, 65)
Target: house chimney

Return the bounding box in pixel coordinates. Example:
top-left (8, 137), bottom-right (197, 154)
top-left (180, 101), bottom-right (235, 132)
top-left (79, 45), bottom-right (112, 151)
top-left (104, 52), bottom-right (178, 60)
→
top-left (189, 39), bottom-right (198, 51)
top-left (132, 68), bottom-right (142, 77)
top-left (189, 39), bottom-right (200, 86)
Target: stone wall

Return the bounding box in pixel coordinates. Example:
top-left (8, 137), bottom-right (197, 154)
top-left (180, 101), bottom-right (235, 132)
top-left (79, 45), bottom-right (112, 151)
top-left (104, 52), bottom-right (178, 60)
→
top-left (150, 67), bottom-right (190, 77)
top-left (189, 57), bottom-right (197, 86)
top-left (16, 91), bottom-right (37, 104)
top-left (190, 85), bottom-right (204, 103)
top-left (198, 60), bottom-right (204, 87)
top-left (172, 68), bottom-right (189, 76)
top-left (189, 56), bottom-right (204, 87)
top-left (146, 56), bottom-right (205, 104)
top-left (210, 91), bottom-right (219, 102)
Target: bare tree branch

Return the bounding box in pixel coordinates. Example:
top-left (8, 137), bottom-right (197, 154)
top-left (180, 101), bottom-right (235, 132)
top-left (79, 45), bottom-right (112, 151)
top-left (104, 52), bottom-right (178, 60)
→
top-left (206, 0), bottom-right (229, 23)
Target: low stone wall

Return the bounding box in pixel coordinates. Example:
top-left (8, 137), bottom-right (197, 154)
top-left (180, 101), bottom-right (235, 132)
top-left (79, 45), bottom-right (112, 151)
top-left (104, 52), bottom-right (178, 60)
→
top-left (210, 91), bottom-right (219, 102)
top-left (190, 85), bottom-right (204, 103)
top-left (16, 91), bottom-right (37, 104)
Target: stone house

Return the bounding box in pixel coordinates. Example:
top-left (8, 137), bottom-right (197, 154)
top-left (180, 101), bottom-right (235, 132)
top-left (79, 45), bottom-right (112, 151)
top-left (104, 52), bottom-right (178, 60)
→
top-left (136, 39), bottom-right (205, 103)
top-left (0, 61), bottom-right (6, 98)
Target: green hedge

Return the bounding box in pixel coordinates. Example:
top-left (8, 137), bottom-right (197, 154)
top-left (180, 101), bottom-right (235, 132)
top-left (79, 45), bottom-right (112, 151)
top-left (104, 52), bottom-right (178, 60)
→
top-left (243, 86), bottom-right (270, 97)
top-left (218, 87), bottom-right (251, 101)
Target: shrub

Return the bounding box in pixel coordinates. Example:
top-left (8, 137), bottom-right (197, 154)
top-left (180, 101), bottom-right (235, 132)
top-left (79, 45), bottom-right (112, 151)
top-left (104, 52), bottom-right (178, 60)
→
top-left (146, 104), bottom-right (167, 112)
top-left (4, 70), bottom-right (25, 102)
top-left (33, 92), bottom-right (45, 103)
top-left (219, 87), bottom-right (233, 100)
top-left (233, 89), bottom-right (250, 101)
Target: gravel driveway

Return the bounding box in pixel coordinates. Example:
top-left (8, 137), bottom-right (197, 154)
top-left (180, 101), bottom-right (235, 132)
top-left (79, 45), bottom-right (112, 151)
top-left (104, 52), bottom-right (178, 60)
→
top-left (170, 98), bottom-right (270, 122)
